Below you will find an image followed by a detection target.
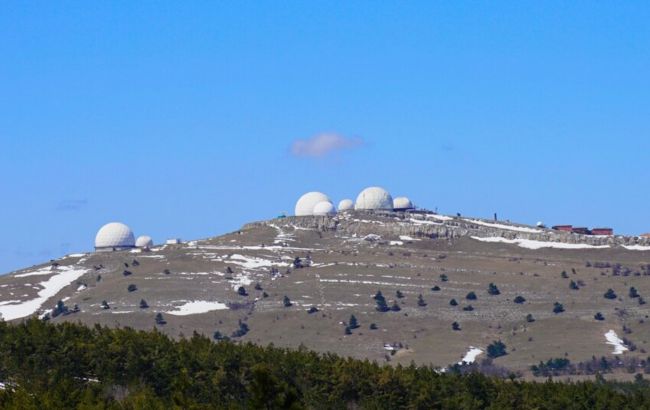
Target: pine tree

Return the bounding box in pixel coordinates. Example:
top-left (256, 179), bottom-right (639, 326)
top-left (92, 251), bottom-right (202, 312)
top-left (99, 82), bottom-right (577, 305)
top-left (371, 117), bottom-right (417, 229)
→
top-left (630, 287), bottom-right (640, 298)
top-left (139, 299), bottom-right (149, 309)
top-left (594, 312), bottom-right (605, 321)
top-left (452, 322), bottom-right (461, 331)
top-left (237, 286), bottom-right (248, 296)
top-left (417, 294), bottom-right (427, 307)
top-left (488, 283), bottom-right (500, 295)
top-left (526, 313), bottom-right (535, 322)
top-left (396, 290), bottom-right (404, 299)
top-left (431, 285), bottom-right (441, 291)
top-left (155, 313), bottom-right (166, 325)
top-left (466, 291), bottom-right (477, 300)
top-left (349, 315), bottom-right (359, 329)
top-left (487, 340), bottom-right (507, 358)
top-left (553, 302), bottom-right (565, 314)
top-left (514, 296), bottom-right (526, 304)
top-left (570, 280), bottom-right (579, 290)
top-left (450, 298), bottom-right (458, 306)
top-left (391, 301), bottom-right (401, 312)
top-left (604, 289), bottom-right (617, 299)
top-left (440, 274), bottom-right (448, 282)
top-left (283, 296), bottom-right (292, 307)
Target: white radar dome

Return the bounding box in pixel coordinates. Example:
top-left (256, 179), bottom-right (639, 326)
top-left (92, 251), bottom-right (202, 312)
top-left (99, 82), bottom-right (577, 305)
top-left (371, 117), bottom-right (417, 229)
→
top-left (393, 196), bottom-right (414, 211)
top-left (313, 201), bottom-right (336, 216)
top-left (338, 199), bottom-right (354, 211)
top-left (295, 192), bottom-right (331, 216)
top-left (355, 187), bottom-right (393, 210)
top-left (95, 222), bottom-right (135, 251)
top-left (135, 235), bottom-right (154, 249)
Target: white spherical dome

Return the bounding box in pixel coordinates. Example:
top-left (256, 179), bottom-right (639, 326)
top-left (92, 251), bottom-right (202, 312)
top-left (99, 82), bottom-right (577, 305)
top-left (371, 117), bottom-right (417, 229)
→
top-left (313, 201), bottom-right (336, 216)
top-left (393, 196), bottom-right (414, 210)
top-left (295, 192), bottom-right (331, 216)
top-left (338, 199), bottom-right (354, 211)
top-left (95, 222), bottom-right (135, 250)
top-left (135, 235), bottom-right (154, 249)
top-left (355, 187), bottom-right (393, 210)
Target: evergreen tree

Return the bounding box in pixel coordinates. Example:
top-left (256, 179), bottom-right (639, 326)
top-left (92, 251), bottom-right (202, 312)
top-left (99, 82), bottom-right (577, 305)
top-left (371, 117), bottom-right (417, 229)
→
top-left (526, 313), bottom-right (535, 323)
top-left (283, 296), bottom-right (292, 307)
top-left (604, 289), bottom-right (617, 299)
top-left (375, 293), bottom-right (389, 312)
top-left (452, 322), bottom-right (461, 331)
top-left (488, 283), bottom-right (500, 295)
top-left (417, 294), bottom-right (427, 307)
top-left (237, 286), bottom-right (248, 296)
top-left (462, 305), bottom-right (474, 311)
top-left (440, 274), bottom-right (448, 282)
top-left (369, 323), bottom-right (378, 330)
top-left (139, 299), bottom-right (149, 309)
top-left (396, 290), bottom-right (404, 299)
top-left (155, 313), bottom-right (166, 325)
top-left (630, 287), bottom-right (640, 298)
top-left (390, 301), bottom-right (401, 312)
top-left (514, 296), bottom-right (526, 304)
top-left (553, 302), bottom-right (565, 314)
top-left (127, 284), bottom-right (137, 292)
top-left (254, 283), bottom-right (263, 291)
top-left (450, 298), bottom-right (458, 306)
top-left (344, 326), bottom-right (352, 335)
top-left (487, 340), bottom-right (507, 358)
top-left (466, 291), bottom-right (477, 300)
top-left (349, 315), bottom-right (359, 329)
top-left (307, 307), bottom-right (319, 314)
top-left (594, 312), bottom-right (605, 321)
top-left (570, 280), bottom-right (579, 290)
top-left (431, 285), bottom-right (441, 291)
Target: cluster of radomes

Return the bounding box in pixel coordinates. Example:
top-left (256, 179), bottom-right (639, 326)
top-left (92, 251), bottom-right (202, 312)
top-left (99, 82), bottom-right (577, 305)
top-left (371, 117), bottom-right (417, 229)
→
top-left (294, 186), bottom-right (414, 216)
top-left (94, 222), bottom-right (154, 252)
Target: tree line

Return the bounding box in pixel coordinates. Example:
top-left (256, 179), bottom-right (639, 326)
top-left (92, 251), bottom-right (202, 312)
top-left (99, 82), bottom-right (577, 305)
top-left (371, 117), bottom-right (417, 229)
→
top-left (0, 319), bottom-right (647, 408)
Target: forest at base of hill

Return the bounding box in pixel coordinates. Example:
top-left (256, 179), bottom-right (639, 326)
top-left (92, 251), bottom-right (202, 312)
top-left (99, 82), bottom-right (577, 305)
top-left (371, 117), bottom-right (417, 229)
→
top-left (0, 320), bottom-right (648, 409)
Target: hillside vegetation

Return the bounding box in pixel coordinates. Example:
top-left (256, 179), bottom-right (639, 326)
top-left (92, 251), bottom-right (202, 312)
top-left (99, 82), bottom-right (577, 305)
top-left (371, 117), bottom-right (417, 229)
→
top-left (0, 320), bottom-right (648, 409)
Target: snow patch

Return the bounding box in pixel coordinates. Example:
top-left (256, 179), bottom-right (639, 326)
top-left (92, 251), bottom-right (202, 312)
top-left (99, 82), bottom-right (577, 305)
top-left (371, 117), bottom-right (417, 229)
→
top-left (228, 254), bottom-right (275, 269)
top-left (605, 330), bottom-right (628, 355)
top-left (167, 300), bottom-right (228, 316)
top-left (623, 245), bottom-right (650, 251)
top-left (399, 235), bottom-right (420, 241)
top-left (471, 236), bottom-right (610, 250)
top-left (0, 266), bottom-right (88, 321)
top-left (389, 241), bottom-right (404, 246)
top-left (459, 347), bottom-right (483, 364)
top-left (465, 219), bottom-right (542, 233)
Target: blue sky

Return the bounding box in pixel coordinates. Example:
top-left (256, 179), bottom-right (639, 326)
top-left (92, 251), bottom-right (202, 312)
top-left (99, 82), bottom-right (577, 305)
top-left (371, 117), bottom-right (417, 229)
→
top-left (1, 2), bottom-right (649, 274)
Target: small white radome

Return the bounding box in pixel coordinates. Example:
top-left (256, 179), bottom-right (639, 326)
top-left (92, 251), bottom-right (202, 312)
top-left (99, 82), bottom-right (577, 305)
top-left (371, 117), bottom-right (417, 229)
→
top-left (94, 222), bottom-right (135, 251)
top-left (295, 192), bottom-right (331, 216)
top-left (313, 201), bottom-right (336, 216)
top-left (393, 196), bottom-right (414, 210)
top-left (337, 199), bottom-right (354, 211)
top-left (355, 186), bottom-right (393, 210)
top-left (135, 235), bottom-right (154, 249)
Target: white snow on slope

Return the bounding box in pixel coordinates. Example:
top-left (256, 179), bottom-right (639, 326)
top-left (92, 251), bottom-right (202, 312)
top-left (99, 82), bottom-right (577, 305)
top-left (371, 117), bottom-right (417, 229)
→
top-left (466, 219), bottom-right (542, 233)
top-left (0, 266), bottom-right (88, 321)
top-left (605, 330), bottom-right (628, 355)
top-left (623, 245), bottom-right (650, 251)
top-left (471, 236), bottom-right (610, 250)
top-left (167, 300), bottom-right (228, 316)
top-left (15, 266), bottom-right (55, 278)
top-left (399, 235), bottom-right (420, 241)
top-left (409, 218), bottom-right (440, 226)
top-left (228, 254), bottom-right (276, 269)
top-left (389, 241), bottom-right (404, 246)
top-left (426, 214), bottom-right (453, 221)
top-left (459, 347), bottom-right (483, 364)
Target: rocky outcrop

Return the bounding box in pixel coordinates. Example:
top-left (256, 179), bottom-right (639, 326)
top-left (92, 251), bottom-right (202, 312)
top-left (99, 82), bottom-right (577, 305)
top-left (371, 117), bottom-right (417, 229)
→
top-left (245, 211), bottom-right (650, 248)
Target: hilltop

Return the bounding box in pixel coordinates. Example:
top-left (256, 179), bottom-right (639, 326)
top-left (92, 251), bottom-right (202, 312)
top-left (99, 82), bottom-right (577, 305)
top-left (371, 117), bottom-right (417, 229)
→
top-left (3, 210), bottom-right (650, 379)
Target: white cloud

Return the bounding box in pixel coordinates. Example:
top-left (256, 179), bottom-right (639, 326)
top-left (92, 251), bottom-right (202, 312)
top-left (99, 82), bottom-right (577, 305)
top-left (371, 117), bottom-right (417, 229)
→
top-left (290, 133), bottom-right (364, 157)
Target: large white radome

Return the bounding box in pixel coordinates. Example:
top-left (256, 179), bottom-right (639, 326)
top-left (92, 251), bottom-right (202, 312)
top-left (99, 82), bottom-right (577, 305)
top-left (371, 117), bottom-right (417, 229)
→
top-left (355, 187), bottom-right (393, 210)
top-left (135, 235), bottom-right (154, 249)
top-left (295, 192), bottom-right (331, 216)
top-left (338, 199), bottom-right (354, 211)
top-left (393, 196), bottom-right (414, 211)
top-left (313, 201), bottom-right (336, 216)
top-left (95, 222), bottom-right (135, 251)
